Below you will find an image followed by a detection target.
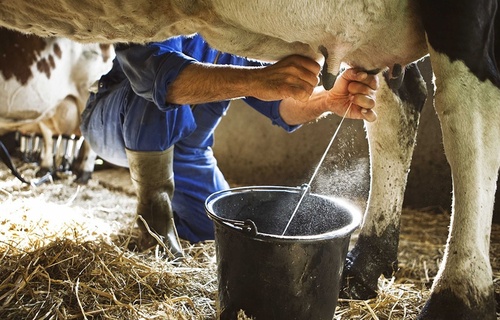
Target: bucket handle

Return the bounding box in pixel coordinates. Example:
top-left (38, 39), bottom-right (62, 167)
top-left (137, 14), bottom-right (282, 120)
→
top-left (219, 217), bottom-right (259, 236)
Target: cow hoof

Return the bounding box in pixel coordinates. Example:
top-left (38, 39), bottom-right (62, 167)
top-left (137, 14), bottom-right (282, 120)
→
top-left (340, 228), bottom-right (400, 300)
top-left (340, 262), bottom-right (378, 300)
top-left (340, 251), bottom-right (379, 300)
top-left (417, 289), bottom-right (497, 320)
top-left (36, 168), bottom-right (56, 179)
top-left (75, 171), bottom-right (92, 184)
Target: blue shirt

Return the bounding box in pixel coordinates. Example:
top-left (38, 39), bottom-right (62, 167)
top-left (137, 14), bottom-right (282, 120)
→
top-left (114, 34), bottom-right (299, 132)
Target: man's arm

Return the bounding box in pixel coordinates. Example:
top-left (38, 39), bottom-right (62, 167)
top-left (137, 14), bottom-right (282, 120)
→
top-left (168, 55), bottom-right (378, 125)
top-left (166, 55), bottom-right (321, 105)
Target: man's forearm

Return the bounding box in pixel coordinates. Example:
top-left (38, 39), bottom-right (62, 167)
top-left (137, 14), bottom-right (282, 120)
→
top-left (166, 62), bottom-right (261, 105)
top-left (166, 55), bottom-right (322, 106)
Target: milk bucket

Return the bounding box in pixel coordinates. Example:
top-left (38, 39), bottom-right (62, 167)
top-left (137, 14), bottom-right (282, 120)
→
top-left (205, 186), bottom-right (361, 320)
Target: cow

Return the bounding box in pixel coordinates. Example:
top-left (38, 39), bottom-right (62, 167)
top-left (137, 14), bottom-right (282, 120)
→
top-left (0, 1), bottom-right (497, 319)
top-left (0, 28), bottom-right (114, 183)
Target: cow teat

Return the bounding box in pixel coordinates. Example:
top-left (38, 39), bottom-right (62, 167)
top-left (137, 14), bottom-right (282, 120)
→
top-left (318, 45), bottom-right (336, 90)
top-left (386, 63), bottom-right (405, 91)
top-left (321, 68), bottom-right (336, 90)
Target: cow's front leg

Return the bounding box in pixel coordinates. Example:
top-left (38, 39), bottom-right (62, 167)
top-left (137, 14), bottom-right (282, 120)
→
top-left (341, 63), bottom-right (427, 299)
top-left (417, 49), bottom-right (498, 320)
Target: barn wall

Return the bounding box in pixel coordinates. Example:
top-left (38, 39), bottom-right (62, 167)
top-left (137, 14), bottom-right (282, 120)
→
top-left (213, 58), bottom-right (500, 220)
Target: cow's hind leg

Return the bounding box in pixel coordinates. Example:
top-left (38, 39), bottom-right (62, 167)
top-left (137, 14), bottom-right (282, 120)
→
top-left (36, 121), bottom-right (56, 177)
top-left (417, 49), bottom-right (499, 320)
top-left (72, 139), bottom-right (97, 184)
top-left (341, 63), bottom-right (427, 299)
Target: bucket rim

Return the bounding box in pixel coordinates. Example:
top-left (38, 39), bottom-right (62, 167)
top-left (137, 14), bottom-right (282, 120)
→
top-left (205, 185), bottom-right (362, 241)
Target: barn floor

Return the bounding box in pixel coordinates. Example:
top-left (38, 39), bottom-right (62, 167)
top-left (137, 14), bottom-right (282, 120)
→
top-left (0, 161), bottom-right (498, 319)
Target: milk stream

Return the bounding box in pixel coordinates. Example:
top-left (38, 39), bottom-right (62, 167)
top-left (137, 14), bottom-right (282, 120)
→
top-left (281, 103), bottom-right (353, 236)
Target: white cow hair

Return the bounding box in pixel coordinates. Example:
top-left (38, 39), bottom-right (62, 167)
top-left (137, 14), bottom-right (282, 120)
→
top-left (429, 50), bottom-right (498, 307)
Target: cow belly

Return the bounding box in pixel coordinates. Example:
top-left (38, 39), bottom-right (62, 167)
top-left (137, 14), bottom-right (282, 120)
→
top-left (0, 0), bottom-right (179, 43)
top-left (0, 78), bottom-right (77, 121)
top-left (0, 0), bottom-right (427, 73)
top-left (206, 0), bottom-right (427, 72)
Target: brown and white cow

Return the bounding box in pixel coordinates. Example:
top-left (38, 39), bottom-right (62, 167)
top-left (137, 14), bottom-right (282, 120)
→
top-left (0, 28), bottom-right (114, 183)
top-left (0, 1), bottom-right (497, 319)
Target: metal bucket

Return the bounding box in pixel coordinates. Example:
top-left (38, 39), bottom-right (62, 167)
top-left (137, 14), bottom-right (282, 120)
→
top-left (205, 186), bottom-right (361, 320)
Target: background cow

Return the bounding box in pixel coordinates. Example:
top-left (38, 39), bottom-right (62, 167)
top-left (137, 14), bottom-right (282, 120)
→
top-left (0, 1), bottom-right (497, 319)
top-left (0, 28), bottom-right (114, 183)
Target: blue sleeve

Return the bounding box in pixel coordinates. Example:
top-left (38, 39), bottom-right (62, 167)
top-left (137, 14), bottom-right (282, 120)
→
top-left (242, 97), bottom-right (301, 132)
top-left (115, 38), bottom-right (196, 112)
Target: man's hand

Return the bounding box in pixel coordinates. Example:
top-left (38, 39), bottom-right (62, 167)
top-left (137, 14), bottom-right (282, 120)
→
top-left (278, 66), bottom-right (380, 126)
top-left (328, 68), bottom-right (379, 122)
top-left (251, 55), bottom-right (321, 102)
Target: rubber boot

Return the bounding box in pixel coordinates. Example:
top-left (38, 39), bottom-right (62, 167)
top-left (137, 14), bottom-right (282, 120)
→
top-left (126, 147), bottom-right (184, 258)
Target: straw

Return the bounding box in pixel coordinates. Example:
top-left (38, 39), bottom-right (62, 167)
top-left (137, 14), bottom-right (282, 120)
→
top-left (1, 155), bottom-right (499, 320)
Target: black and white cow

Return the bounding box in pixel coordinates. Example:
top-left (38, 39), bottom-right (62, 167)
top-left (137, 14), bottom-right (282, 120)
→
top-left (0, 0), bottom-right (497, 319)
top-left (0, 28), bottom-right (114, 183)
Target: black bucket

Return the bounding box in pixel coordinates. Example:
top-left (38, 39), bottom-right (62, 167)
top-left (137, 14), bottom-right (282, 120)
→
top-left (205, 186), bottom-right (361, 320)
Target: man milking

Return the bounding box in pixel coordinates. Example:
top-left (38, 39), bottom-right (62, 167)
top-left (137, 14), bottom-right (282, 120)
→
top-left (81, 34), bottom-right (379, 257)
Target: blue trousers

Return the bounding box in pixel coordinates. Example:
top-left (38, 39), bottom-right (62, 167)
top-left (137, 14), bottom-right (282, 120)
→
top-left (81, 81), bottom-right (230, 242)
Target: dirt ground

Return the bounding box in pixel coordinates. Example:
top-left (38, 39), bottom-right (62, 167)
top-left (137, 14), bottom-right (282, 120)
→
top-left (0, 159), bottom-right (499, 319)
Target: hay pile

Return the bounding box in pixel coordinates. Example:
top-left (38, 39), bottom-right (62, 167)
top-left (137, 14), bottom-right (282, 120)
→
top-left (0, 239), bottom-right (217, 319)
top-left (0, 163), bottom-right (499, 319)
top-left (0, 164), bottom-right (218, 319)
